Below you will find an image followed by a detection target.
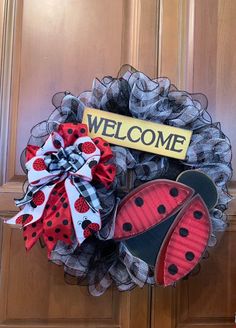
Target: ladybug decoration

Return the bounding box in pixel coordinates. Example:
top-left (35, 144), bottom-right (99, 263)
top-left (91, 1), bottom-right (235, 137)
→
top-left (114, 170), bottom-right (217, 286)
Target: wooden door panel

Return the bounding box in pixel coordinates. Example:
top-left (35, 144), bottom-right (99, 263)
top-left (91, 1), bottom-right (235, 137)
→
top-left (0, 0), bottom-right (158, 327)
top-left (153, 1), bottom-right (236, 327)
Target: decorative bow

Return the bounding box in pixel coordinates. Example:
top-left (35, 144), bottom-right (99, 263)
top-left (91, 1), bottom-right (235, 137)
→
top-left (6, 123), bottom-right (116, 254)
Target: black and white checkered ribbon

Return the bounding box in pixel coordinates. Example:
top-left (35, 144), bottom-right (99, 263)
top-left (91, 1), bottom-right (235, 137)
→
top-left (16, 145), bottom-right (100, 212)
top-left (45, 145), bottom-right (85, 173)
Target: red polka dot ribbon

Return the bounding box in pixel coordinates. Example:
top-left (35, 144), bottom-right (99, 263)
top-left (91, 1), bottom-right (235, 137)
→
top-left (5, 123), bottom-right (116, 254)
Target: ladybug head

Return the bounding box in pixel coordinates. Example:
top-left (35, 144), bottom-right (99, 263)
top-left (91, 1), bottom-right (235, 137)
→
top-left (81, 218), bottom-right (92, 229)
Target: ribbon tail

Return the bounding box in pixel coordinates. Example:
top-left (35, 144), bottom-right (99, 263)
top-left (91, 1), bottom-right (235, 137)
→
top-left (65, 178), bottom-right (101, 244)
top-left (6, 184), bottom-right (55, 228)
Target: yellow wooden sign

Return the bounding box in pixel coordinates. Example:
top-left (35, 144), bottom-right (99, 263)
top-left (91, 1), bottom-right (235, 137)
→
top-left (82, 108), bottom-right (192, 160)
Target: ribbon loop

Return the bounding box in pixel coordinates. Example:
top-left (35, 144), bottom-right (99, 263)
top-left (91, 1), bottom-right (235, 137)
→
top-left (6, 123), bottom-right (116, 253)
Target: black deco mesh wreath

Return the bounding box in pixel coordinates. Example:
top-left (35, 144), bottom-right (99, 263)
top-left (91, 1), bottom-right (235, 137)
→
top-left (21, 65), bottom-right (232, 296)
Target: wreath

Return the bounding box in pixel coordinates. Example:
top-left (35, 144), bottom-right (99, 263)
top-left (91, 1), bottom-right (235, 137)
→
top-left (5, 65), bottom-right (232, 296)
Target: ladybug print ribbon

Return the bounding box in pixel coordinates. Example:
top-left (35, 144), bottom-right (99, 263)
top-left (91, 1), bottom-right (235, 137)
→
top-left (6, 123), bottom-right (116, 254)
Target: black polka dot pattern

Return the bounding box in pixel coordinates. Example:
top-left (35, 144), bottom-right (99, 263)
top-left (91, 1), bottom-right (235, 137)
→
top-left (56, 212), bottom-right (60, 218)
top-left (179, 227), bottom-right (189, 237)
top-left (63, 203), bottom-right (68, 209)
top-left (157, 204), bottom-right (166, 214)
top-left (48, 236), bottom-right (54, 241)
top-left (170, 187), bottom-right (179, 197)
top-left (123, 222), bottom-right (132, 232)
top-left (63, 219), bottom-right (68, 225)
top-left (194, 210), bottom-right (203, 220)
top-left (68, 128), bottom-right (73, 134)
top-left (80, 128), bottom-right (86, 134)
top-left (32, 232), bottom-right (37, 237)
top-left (52, 205), bottom-right (57, 211)
top-left (47, 221), bottom-right (52, 226)
top-left (55, 228), bottom-right (60, 233)
top-left (135, 197), bottom-right (144, 207)
top-left (185, 251), bottom-right (195, 261)
top-left (89, 160), bottom-right (97, 168)
top-left (168, 264), bottom-right (178, 275)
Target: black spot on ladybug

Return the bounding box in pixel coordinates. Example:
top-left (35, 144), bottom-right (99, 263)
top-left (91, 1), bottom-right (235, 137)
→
top-left (32, 222), bottom-right (37, 228)
top-left (47, 221), bottom-right (52, 226)
top-left (54, 140), bottom-right (61, 148)
top-left (157, 204), bottom-right (166, 214)
top-left (185, 251), bottom-right (195, 261)
top-left (80, 128), bottom-right (86, 134)
top-left (56, 212), bottom-right (60, 218)
top-left (179, 227), bottom-right (189, 237)
top-left (30, 201), bottom-right (37, 208)
top-left (123, 222), bottom-right (132, 232)
top-left (94, 140), bottom-right (99, 145)
top-left (89, 160), bottom-right (97, 168)
top-left (48, 236), bottom-right (54, 241)
top-left (168, 264), bottom-right (178, 275)
top-left (170, 187), bottom-right (179, 197)
top-left (81, 219), bottom-right (92, 229)
top-left (194, 210), bottom-right (203, 220)
top-left (135, 197), bottom-right (144, 207)
top-left (101, 151), bottom-right (104, 156)
top-left (52, 205), bottom-right (57, 211)
top-left (74, 134), bottom-right (79, 139)
top-left (32, 232), bottom-right (37, 238)
top-left (52, 190), bottom-right (57, 195)
top-left (22, 214), bottom-right (30, 223)
top-left (63, 234), bottom-right (69, 239)
top-left (45, 204), bottom-right (50, 209)
top-left (108, 168), bottom-right (113, 174)
top-left (55, 228), bottom-right (60, 233)
top-left (63, 203), bottom-right (68, 209)
top-left (104, 142), bottom-right (108, 147)
top-left (68, 128), bottom-right (73, 134)
top-left (63, 219), bottom-right (68, 225)
top-left (60, 197), bottom-right (65, 202)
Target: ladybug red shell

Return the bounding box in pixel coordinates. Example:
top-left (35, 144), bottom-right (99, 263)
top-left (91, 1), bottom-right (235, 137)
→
top-left (114, 180), bottom-right (194, 240)
top-left (155, 194), bottom-right (210, 286)
top-left (113, 170), bottom-right (216, 286)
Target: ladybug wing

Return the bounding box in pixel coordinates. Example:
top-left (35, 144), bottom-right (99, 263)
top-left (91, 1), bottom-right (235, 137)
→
top-left (114, 180), bottom-right (194, 240)
top-left (155, 194), bottom-right (211, 286)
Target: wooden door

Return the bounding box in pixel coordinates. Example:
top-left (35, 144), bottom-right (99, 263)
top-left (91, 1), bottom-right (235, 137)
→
top-left (152, 1), bottom-right (236, 327)
top-left (1, 1), bottom-right (236, 328)
top-left (0, 1), bottom-right (158, 327)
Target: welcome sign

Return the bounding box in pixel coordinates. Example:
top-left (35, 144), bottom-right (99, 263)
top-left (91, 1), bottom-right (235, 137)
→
top-left (82, 108), bottom-right (192, 160)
